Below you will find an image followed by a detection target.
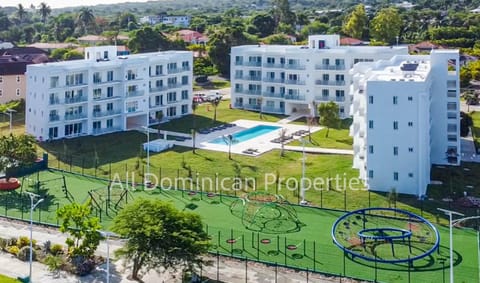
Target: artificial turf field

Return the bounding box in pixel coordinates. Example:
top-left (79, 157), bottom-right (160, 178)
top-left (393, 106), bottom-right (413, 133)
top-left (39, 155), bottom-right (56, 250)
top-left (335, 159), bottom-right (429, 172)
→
top-left (2, 169), bottom-right (479, 283)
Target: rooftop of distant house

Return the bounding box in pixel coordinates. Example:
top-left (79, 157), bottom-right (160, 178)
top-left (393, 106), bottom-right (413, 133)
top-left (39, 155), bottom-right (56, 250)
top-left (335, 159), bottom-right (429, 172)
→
top-left (174, 29), bottom-right (208, 43)
top-left (340, 37), bottom-right (365, 46)
top-left (0, 47), bottom-right (49, 75)
top-left (408, 41), bottom-right (444, 53)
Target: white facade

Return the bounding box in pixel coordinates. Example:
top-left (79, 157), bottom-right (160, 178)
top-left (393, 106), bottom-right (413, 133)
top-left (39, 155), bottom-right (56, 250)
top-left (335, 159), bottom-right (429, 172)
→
top-left (26, 46), bottom-right (193, 140)
top-left (139, 15), bottom-right (191, 27)
top-left (230, 35), bottom-right (407, 118)
top-left (351, 50), bottom-right (461, 196)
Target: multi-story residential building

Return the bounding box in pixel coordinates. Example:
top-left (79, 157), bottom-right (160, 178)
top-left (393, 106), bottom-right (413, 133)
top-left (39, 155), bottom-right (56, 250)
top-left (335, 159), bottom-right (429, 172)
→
top-left (26, 46), bottom-right (192, 140)
top-left (0, 47), bottom-right (49, 103)
top-left (230, 35), bottom-right (407, 118)
top-left (351, 50), bottom-right (460, 196)
top-left (139, 15), bottom-right (191, 27)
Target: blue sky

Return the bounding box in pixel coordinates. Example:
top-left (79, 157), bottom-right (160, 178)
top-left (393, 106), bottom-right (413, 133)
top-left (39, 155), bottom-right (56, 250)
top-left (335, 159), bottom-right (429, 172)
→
top-left (2, 0), bottom-right (151, 9)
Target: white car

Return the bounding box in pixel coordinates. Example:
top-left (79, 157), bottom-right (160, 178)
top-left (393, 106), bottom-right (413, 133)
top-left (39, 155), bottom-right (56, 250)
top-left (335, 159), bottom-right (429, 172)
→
top-left (205, 92), bottom-right (222, 102)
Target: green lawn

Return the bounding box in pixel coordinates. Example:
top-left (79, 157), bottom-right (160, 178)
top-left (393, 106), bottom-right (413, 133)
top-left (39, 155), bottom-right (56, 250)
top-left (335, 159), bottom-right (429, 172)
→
top-left (471, 111), bottom-right (480, 151)
top-left (288, 118), bottom-right (353, 149)
top-left (0, 274), bottom-right (21, 283)
top-left (4, 169), bottom-right (478, 283)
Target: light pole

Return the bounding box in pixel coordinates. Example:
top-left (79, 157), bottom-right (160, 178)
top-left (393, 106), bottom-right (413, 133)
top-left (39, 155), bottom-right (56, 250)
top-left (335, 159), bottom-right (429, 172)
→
top-left (437, 208), bottom-right (464, 283)
top-left (98, 230), bottom-right (117, 283)
top-left (141, 126), bottom-right (150, 186)
top-left (25, 192), bottom-right (43, 283)
top-left (396, 35), bottom-right (399, 46)
top-left (2, 108), bottom-right (16, 133)
top-left (300, 138), bottom-right (307, 205)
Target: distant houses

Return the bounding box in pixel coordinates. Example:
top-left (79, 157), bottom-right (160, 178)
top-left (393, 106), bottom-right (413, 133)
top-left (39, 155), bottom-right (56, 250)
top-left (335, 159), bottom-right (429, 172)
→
top-left (139, 15), bottom-right (191, 27)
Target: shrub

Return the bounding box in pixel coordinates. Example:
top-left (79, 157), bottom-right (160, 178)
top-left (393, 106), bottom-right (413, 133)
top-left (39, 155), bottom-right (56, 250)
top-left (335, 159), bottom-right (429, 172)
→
top-left (17, 246), bottom-right (36, 261)
top-left (7, 237), bottom-right (17, 246)
top-left (0, 238), bottom-right (7, 251)
top-left (17, 236), bottom-right (35, 249)
top-left (43, 240), bottom-right (51, 254)
top-left (69, 255), bottom-right (96, 276)
top-left (8, 246), bottom-right (19, 256)
top-left (45, 255), bottom-right (64, 273)
top-left (50, 244), bottom-right (64, 255)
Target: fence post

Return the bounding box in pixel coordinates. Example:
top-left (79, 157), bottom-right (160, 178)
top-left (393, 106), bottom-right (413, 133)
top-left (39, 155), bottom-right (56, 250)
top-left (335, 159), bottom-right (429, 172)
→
top-left (344, 188), bottom-right (347, 211)
top-left (109, 163), bottom-right (112, 180)
top-left (56, 203), bottom-right (60, 226)
top-left (82, 158), bottom-right (85, 175)
top-left (245, 256), bottom-right (248, 283)
top-left (216, 251), bottom-right (219, 281)
top-left (257, 232), bottom-right (260, 260)
top-left (275, 262), bottom-right (278, 283)
top-left (313, 240), bottom-right (316, 271)
top-left (69, 155), bottom-right (73, 172)
top-left (4, 194), bottom-right (7, 216)
top-left (284, 236), bottom-right (287, 265)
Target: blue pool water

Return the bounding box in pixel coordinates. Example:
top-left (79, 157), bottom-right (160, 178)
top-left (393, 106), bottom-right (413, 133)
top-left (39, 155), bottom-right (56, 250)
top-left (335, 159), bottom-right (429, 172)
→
top-left (209, 125), bottom-right (280, 145)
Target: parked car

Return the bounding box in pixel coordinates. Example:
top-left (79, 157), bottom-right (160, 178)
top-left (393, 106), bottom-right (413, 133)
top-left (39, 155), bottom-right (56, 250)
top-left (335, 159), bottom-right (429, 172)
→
top-left (205, 92), bottom-right (222, 102)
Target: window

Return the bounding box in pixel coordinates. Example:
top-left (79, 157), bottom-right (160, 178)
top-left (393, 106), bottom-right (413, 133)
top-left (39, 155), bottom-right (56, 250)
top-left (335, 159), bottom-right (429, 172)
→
top-left (408, 96), bottom-right (413, 101)
top-left (448, 134), bottom-right (457, 142)
top-left (0, 90), bottom-right (3, 96)
top-left (16, 89), bottom-right (20, 96)
top-left (393, 96), bottom-right (398, 105)
top-left (107, 87), bottom-right (113, 97)
top-left (167, 92), bottom-right (177, 102)
top-left (447, 102), bottom-right (457, 110)
top-left (369, 120), bottom-right (374, 129)
top-left (64, 123), bottom-right (83, 136)
top-left (127, 70), bottom-right (137, 80)
top-left (408, 122), bottom-right (413, 127)
top-left (182, 61), bottom-right (189, 70)
top-left (0, 76), bottom-right (3, 83)
top-left (447, 124), bottom-right (457, 132)
top-left (181, 90), bottom-right (188, 100)
top-left (48, 127), bottom-right (58, 139)
top-left (93, 72), bottom-right (101, 83)
top-left (107, 103), bottom-right (113, 111)
top-left (167, 106), bottom-right (176, 116)
top-left (393, 146), bottom-right (398, 156)
top-left (181, 76), bottom-right (188, 85)
top-left (322, 89), bottom-right (329, 98)
top-left (106, 119), bottom-right (113, 128)
top-left (368, 145), bottom-right (374, 154)
top-left (368, 170), bottom-right (374, 178)
top-left (393, 121), bottom-right (398, 130)
top-left (369, 96), bottom-right (373, 104)
top-left (393, 172), bottom-right (399, 181)
top-left (16, 76), bottom-right (20, 83)
top-left (181, 104), bottom-right (188, 114)
top-left (93, 121), bottom-right (101, 129)
top-left (447, 112), bottom-right (456, 119)
top-left (126, 101), bottom-right (139, 112)
top-left (107, 71), bottom-right (114, 81)
top-left (408, 147), bottom-right (413, 152)
top-left (322, 74), bottom-right (329, 81)
top-left (50, 76), bottom-right (59, 88)
top-left (408, 173), bottom-right (413, 178)
top-left (93, 89), bottom-right (102, 99)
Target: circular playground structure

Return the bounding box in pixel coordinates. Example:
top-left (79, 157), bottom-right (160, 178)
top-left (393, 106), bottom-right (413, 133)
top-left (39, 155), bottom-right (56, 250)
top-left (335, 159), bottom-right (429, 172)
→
top-left (331, 208), bottom-right (440, 264)
top-left (230, 191), bottom-right (303, 234)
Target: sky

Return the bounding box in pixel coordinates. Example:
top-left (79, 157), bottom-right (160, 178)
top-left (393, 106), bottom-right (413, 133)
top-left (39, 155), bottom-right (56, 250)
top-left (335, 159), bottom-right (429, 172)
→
top-left (1, 0), bottom-right (152, 9)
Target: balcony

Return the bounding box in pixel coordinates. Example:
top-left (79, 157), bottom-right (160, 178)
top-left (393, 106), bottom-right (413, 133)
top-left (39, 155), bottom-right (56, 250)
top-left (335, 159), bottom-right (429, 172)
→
top-left (285, 79), bottom-right (306, 85)
top-left (262, 106), bottom-right (284, 114)
top-left (315, 80), bottom-right (346, 86)
top-left (447, 80), bottom-right (456, 89)
top-left (167, 83), bottom-right (182, 89)
top-left (263, 78), bottom-right (285, 83)
top-left (65, 96), bottom-right (87, 104)
top-left (263, 63), bottom-right (284, 68)
top-left (126, 90), bottom-right (145, 97)
top-left (243, 76), bottom-right (262, 81)
top-left (243, 104), bottom-right (261, 110)
top-left (126, 107), bottom-right (140, 113)
top-left (49, 97), bottom-right (61, 105)
top-left (244, 61), bottom-right (262, 67)
top-left (167, 99), bottom-right (179, 104)
top-left (93, 95), bottom-right (122, 101)
top-left (233, 102), bottom-right (243, 108)
top-left (234, 61), bottom-right (244, 66)
top-left (262, 92), bottom-right (284, 98)
top-left (284, 64), bottom-right (306, 70)
top-left (447, 90), bottom-right (457, 98)
top-left (92, 109), bottom-right (122, 118)
top-left (167, 68), bottom-right (184, 74)
top-left (315, 64), bottom-right (345, 71)
top-left (315, 96), bottom-right (330, 101)
top-left (49, 115), bottom-right (60, 122)
top-left (335, 97), bottom-right (346, 102)
top-left (236, 89), bottom-right (261, 96)
top-left (92, 127), bottom-right (122, 135)
top-left (150, 86), bottom-right (168, 93)
top-left (64, 113), bottom-right (87, 121)
top-left (284, 94), bottom-right (305, 101)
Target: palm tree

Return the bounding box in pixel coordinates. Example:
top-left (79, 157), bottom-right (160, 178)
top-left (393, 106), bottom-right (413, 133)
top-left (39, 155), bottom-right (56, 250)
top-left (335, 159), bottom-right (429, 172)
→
top-left (16, 4), bottom-right (27, 24)
top-left (38, 2), bottom-right (51, 25)
top-left (210, 97), bottom-right (221, 124)
top-left (77, 7), bottom-right (96, 35)
top-left (278, 128), bottom-right (287, 157)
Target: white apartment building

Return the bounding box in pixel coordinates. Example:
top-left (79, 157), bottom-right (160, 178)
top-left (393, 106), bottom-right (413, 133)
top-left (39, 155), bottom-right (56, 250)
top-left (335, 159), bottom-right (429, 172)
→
top-left (230, 35), bottom-right (407, 118)
top-left (351, 50), bottom-right (460, 196)
top-left (26, 46), bottom-right (193, 140)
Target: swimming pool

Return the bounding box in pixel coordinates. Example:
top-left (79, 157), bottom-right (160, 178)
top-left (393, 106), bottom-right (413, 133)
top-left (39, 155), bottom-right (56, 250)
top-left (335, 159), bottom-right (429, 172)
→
top-left (209, 125), bottom-right (280, 145)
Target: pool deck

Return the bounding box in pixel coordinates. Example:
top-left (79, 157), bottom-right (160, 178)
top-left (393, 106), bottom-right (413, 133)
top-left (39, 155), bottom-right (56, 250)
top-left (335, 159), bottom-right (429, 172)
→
top-left (169, 119), bottom-right (323, 156)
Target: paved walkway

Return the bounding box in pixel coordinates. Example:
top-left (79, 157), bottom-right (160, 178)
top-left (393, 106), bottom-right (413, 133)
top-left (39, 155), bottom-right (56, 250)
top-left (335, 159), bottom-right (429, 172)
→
top-left (277, 113), bottom-right (307, 124)
top-left (282, 145), bottom-right (353, 155)
top-left (0, 218), bottom-right (349, 283)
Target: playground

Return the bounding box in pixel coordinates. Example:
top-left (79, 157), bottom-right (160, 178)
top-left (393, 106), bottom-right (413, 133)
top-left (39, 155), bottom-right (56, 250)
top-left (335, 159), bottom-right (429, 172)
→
top-left (0, 169), bottom-right (478, 283)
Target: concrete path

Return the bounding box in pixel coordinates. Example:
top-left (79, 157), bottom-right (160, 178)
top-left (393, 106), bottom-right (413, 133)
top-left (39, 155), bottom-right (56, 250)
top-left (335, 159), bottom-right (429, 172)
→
top-left (277, 113), bottom-right (307, 124)
top-left (0, 218), bottom-right (350, 283)
top-left (282, 145), bottom-right (354, 155)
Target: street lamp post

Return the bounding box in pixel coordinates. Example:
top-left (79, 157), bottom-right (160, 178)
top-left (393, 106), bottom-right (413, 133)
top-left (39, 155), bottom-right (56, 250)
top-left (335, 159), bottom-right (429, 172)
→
top-left (300, 138), bottom-right (307, 205)
top-left (437, 208), bottom-right (464, 283)
top-left (25, 192), bottom-right (44, 283)
top-left (141, 126), bottom-right (150, 186)
top-left (2, 108), bottom-right (16, 133)
top-left (98, 230), bottom-right (117, 283)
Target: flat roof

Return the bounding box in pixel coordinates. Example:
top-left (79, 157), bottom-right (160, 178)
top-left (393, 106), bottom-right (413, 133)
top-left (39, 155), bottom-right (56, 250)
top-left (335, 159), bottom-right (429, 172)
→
top-left (369, 59), bottom-right (430, 82)
top-left (232, 45), bottom-right (407, 55)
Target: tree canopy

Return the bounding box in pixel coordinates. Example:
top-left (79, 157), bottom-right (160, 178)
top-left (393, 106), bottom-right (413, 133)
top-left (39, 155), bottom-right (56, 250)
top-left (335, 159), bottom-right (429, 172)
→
top-left (318, 101), bottom-right (340, 138)
top-left (112, 199), bottom-right (210, 280)
top-left (342, 4), bottom-right (368, 40)
top-left (370, 8), bottom-right (402, 45)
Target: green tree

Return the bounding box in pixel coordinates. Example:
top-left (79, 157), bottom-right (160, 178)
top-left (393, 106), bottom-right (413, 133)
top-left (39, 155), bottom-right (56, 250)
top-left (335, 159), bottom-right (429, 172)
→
top-left (57, 202), bottom-right (101, 259)
top-left (37, 2), bottom-right (51, 25)
top-left (272, 0), bottom-right (295, 28)
top-left (370, 8), bottom-right (402, 45)
top-left (16, 4), bottom-right (28, 24)
top-left (343, 4), bottom-right (368, 39)
top-left (76, 7), bottom-right (96, 35)
top-left (127, 26), bottom-right (170, 53)
top-left (210, 97), bottom-right (221, 123)
top-left (318, 101), bottom-right (340, 138)
top-left (112, 199), bottom-right (210, 280)
top-left (250, 13), bottom-right (275, 37)
top-left (300, 21), bottom-right (329, 38)
top-left (63, 50), bottom-right (84, 61)
top-left (0, 133), bottom-right (36, 180)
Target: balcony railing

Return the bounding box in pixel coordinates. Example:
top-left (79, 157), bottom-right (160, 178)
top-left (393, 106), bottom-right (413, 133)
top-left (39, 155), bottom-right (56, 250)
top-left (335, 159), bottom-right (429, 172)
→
top-left (315, 80), bottom-right (346, 86)
top-left (284, 64), bottom-right (306, 70)
top-left (49, 98), bottom-right (61, 105)
top-left (126, 90), bottom-right (145, 97)
top-left (49, 115), bottom-right (60, 122)
top-left (262, 92), bottom-right (284, 98)
top-left (243, 104), bottom-right (261, 110)
top-left (92, 127), bottom-right (122, 135)
top-left (92, 109), bottom-right (122, 118)
top-left (315, 64), bottom-right (345, 70)
top-left (262, 106), bottom-right (284, 114)
top-left (284, 94), bottom-right (305, 101)
top-left (263, 63), bottom-right (285, 68)
top-left (233, 102), bottom-right (243, 108)
top-left (285, 79), bottom-right (306, 85)
top-left (93, 95), bottom-right (122, 101)
top-left (244, 61), bottom-right (262, 67)
top-left (234, 61), bottom-right (244, 66)
top-left (64, 113), bottom-right (87, 120)
top-left (263, 78), bottom-right (285, 83)
top-left (236, 89), bottom-right (261, 95)
top-left (65, 96), bottom-right (87, 104)
top-left (167, 83), bottom-right (182, 89)
top-left (335, 97), bottom-right (346, 102)
top-left (315, 96), bottom-right (330, 101)
top-left (243, 76), bottom-right (262, 81)
top-left (150, 86), bottom-right (168, 93)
